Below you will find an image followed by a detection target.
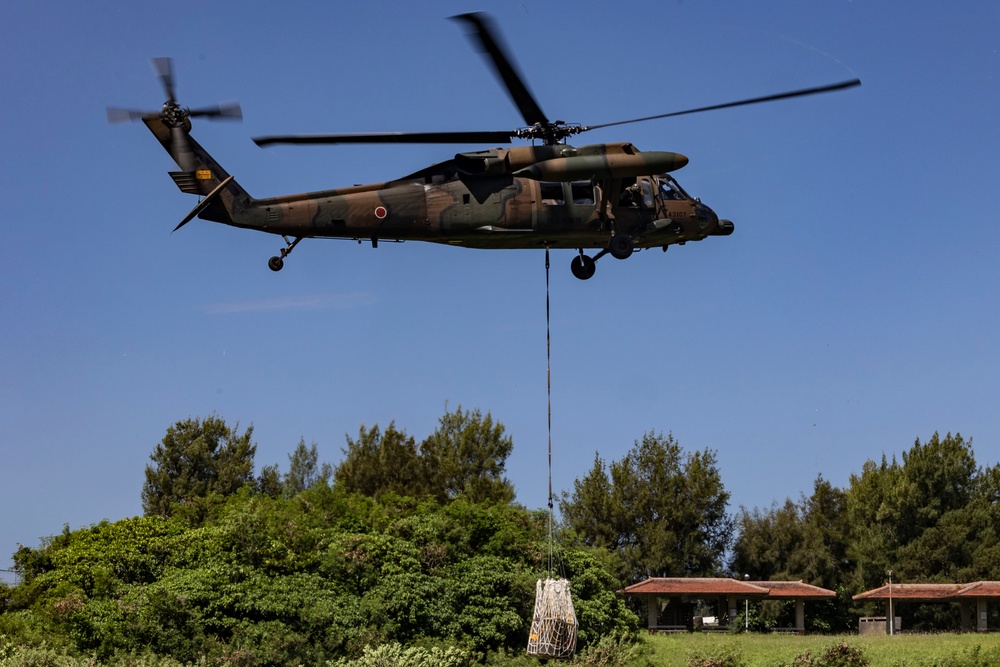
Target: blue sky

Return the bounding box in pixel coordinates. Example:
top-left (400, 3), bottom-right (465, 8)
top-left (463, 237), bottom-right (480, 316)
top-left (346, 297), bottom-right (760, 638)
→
top-left (2, 1), bottom-right (998, 576)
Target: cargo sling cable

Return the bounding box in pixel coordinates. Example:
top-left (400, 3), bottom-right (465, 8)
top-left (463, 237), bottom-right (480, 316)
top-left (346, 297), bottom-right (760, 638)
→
top-left (526, 247), bottom-right (578, 659)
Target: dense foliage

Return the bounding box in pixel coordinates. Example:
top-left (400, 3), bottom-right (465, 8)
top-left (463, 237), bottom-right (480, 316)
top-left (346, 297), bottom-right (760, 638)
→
top-left (5, 412), bottom-right (1000, 665)
top-left (3, 488), bottom-right (637, 665)
top-left (1, 409), bottom-right (638, 666)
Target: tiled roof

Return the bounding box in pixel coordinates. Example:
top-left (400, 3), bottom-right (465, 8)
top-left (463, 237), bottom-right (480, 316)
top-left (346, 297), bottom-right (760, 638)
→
top-left (853, 582), bottom-right (1000, 601)
top-left (623, 578), bottom-right (769, 596)
top-left (750, 580), bottom-right (837, 599)
top-left (621, 578), bottom-right (835, 599)
top-left (954, 582), bottom-right (1000, 598)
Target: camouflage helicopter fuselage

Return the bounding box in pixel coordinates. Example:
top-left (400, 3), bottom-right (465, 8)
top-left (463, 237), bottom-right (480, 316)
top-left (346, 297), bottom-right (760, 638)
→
top-left (147, 116), bottom-right (732, 277)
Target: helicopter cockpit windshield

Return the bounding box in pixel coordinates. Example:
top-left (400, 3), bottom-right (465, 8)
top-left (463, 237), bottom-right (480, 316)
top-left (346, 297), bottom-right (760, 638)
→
top-left (657, 175), bottom-right (691, 201)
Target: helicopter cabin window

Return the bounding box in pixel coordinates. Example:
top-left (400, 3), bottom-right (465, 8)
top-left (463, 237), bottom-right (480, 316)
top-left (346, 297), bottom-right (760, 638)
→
top-left (540, 182), bottom-right (565, 206)
top-left (570, 181), bottom-right (594, 206)
top-left (639, 178), bottom-right (654, 207)
top-left (617, 178), bottom-right (654, 208)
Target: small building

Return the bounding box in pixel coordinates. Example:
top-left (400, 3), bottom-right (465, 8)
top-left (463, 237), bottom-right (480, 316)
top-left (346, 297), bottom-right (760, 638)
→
top-left (621, 578), bottom-right (837, 634)
top-left (853, 581), bottom-right (1000, 632)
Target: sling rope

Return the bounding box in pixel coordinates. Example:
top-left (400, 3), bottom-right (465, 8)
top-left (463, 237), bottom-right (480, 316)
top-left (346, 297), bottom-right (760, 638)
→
top-left (526, 247), bottom-right (578, 660)
top-left (545, 246), bottom-right (553, 575)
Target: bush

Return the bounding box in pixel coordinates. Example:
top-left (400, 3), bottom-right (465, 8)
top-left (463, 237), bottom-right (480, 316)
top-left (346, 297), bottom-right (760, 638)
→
top-left (572, 632), bottom-right (651, 667)
top-left (327, 642), bottom-right (472, 667)
top-left (688, 649), bottom-right (746, 667)
top-left (785, 642), bottom-right (869, 667)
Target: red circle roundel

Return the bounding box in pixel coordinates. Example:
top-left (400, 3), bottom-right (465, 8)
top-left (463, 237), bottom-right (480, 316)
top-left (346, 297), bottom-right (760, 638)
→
top-left (374, 206), bottom-right (388, 219)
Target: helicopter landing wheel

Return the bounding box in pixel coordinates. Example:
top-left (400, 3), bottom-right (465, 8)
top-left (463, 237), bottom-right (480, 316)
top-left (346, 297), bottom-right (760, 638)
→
top-left (267, 236), bottom-right (303, 272)
top-left (608, 233), bottom-right (634, 260)
top-left (570, 254), bottom-right (596, 280)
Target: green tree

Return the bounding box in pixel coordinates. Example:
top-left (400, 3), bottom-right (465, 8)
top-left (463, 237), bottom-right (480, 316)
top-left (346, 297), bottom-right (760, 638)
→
top-left (731, 476), bottom-right (849, 591)
top-left (419, 406), bottom-right (514, 503)
top-left (141, 416), bottom-right (256, 517)
top-left (284, 437), bottom-right (333, 496)
top-left (561, 431), bottom-right (733, 582)
top-left (789, 476), bottom-right (851, 590)
top-left (256, 463), bottom-right (283, 498)
top-left (334, 422), bottom-right (426, 499)
top-left (845, 432), bottom-right (979, 590)
top-left (730, 498), bottom-right (802, 582)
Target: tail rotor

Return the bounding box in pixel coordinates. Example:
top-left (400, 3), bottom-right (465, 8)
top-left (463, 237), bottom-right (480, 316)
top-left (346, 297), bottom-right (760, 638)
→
top-left (107, 57), bottom-right (242, 172)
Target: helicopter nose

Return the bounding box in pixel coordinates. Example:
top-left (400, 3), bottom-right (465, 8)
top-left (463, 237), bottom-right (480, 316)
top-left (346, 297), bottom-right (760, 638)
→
top-left (695, 202), bottom-right (717, 227)
top-left (695, 203), bottom-right (734, 236)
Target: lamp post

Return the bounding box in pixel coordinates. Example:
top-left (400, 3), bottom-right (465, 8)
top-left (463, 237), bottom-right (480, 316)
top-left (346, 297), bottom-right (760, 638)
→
top-left (887, 570), bottom-right (894, 637)
top-left (744, 574), bottom-right (750, 632)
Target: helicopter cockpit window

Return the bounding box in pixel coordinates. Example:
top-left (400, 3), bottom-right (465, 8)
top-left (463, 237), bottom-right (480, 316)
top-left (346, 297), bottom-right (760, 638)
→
top-left (540, 182), bottom-right (565, 206)
top-left (659, 182), bottom-right (682, 200)
top-left (658, 177), bottom-right (690, 201)
top-left (570, 181), bottom-right (594, 206)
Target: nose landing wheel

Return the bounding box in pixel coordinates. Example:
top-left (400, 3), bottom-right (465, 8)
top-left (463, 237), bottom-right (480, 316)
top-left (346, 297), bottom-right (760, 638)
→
top-left (570, 253), bottom-right (597, 280)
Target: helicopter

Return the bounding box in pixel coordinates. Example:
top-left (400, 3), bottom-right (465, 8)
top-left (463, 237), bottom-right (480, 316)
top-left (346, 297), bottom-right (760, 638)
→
top-left (108, 13), bottom-right (859, 280)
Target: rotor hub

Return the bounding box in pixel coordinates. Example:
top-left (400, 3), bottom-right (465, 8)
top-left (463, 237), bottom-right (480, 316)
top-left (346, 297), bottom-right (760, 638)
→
top-left (161, 101), bottom-right (187, 127)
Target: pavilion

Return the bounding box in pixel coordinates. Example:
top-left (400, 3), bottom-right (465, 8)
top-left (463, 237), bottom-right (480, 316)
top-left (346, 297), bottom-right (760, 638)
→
top-left (853, 581), bottom-right (1000, 633)
top-left (621, 578), bottom-right (837, 634)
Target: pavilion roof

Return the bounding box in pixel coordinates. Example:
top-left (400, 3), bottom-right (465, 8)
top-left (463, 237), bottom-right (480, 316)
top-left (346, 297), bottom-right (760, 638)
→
top-left (621, 578), bottom-right (836, 599)
top-left (853, 582), bottom-right (1000, 601)
top-left (750, 580), bottom-right (838, 599)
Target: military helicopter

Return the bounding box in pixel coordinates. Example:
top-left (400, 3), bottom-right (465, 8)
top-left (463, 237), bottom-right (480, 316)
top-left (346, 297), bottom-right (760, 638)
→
top-left (108, 13), bottom-right (859, 280)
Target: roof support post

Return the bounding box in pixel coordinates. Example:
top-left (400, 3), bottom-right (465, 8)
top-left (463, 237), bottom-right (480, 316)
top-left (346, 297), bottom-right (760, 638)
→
top-left (795, 599), bottom-right (805, 634)
top-left (647, 595), bottom-right (658, 631)
top-left (978, 597), bottom-right (988, 632)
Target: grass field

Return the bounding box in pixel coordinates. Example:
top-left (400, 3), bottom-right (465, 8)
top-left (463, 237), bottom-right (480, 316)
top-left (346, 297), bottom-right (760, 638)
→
top-left (642, 632), bottom-right (1000, 666)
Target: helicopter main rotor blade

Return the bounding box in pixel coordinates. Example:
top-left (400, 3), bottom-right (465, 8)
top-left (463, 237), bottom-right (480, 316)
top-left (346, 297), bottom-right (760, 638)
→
top-left (451, 12), bottom-right (549, 129)
top-left (253, 130), bottom-right (514, 147)
top-left (583, 79), bottom-right (861, 132)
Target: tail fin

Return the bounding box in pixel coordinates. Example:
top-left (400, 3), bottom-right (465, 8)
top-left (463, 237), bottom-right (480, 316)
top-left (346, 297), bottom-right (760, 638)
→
top-left (143, 117), bottom-right (252, 227)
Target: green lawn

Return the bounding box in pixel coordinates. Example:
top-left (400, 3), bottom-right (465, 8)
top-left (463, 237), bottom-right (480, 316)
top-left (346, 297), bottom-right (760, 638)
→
top-left (643, 632), bottom-right (1000, 667)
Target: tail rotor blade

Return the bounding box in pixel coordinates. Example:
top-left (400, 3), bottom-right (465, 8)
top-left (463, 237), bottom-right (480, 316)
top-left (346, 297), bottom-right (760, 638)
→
top-left (170, 125), bottom-right (195, 172)
top-left (151, 57), bottom-right (176, 104)
top-left (189, 101), bottom-right (243, 121)
top-left (106, 107), bottom-right (154, 123)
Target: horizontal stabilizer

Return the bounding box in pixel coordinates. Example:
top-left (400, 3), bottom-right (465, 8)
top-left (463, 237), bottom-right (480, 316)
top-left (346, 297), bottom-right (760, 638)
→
top-left (173, 175), bottom-right (234, 232)
top-left (169, 171), bottom-right (202, 195)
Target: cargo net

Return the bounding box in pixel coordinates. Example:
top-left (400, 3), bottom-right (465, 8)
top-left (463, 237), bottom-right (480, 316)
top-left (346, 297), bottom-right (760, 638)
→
top-left (527, 578), bottom-right (578, 659)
